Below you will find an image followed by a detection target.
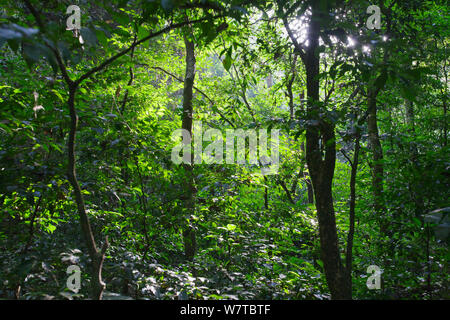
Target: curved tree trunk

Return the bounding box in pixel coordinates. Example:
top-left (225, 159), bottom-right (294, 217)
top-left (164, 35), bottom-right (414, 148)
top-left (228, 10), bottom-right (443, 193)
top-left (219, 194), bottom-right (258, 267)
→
top-left (67, 85), bottom-right (108, 300)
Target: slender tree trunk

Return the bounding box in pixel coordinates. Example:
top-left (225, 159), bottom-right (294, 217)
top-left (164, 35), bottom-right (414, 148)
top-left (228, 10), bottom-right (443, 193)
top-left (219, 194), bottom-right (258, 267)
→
top-left (367, 90), bottom-right (386, 232)
top-left (14, 195), bottom-right (43, 299)
top-left (345, 134), bottom-right (360, 293)
top-left (181, 32), bottom-right (197, 261)
top-left (405, 99), bottom-right (417, 155)
top-left (443, 95), bottom-right (447, 147)
top-left (67, 85), bottom-right (108, 299)
top-left (405, 100), bottom-right (415, 134)
top-left (405, 99), bottom-right (424, 215)
top-left (296, 90), bottom-right (314, 204)
top-left (263, 176), bottom-right (269, 209)
top-left (287, 53), bottom-right (297, 121)
top-left (303, 5), bottom-right (350, 299)
top-left (286, 60), bottom-right (313, 204)
top-left (300, 141), bottom-right (314, 204)
top-left (119, 35), bottom-right (137, 115)
top-left (405, 99), bottom-right (417, 156)
top-left (441, 48), bottom-right (448, 147)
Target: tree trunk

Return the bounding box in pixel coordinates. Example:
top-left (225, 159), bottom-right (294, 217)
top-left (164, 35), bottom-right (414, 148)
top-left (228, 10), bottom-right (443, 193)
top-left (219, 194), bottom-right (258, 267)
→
top-left (297, 90), bottom-right (314, 204)
top-left (443, 94), bottom-right (447, 147)
top-left (300, 141), bottom-right (314, 204)
top-left (181, 32), bottom-right (197, 261)
top-left (67, 85), bottom-right (108, 299)
top-left (367, 90), bottom-right (386, 232)
top-left (303, 5), bottom-right (350, 299)
top-left (345, 134), bottom-right (360, 292)
top-left (287, 53), bottom-right (297, 121)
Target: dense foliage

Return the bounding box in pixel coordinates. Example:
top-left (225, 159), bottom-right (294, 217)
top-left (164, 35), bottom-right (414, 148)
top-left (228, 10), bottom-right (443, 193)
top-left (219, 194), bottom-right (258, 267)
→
top-left (0, 0), bottom-right (448, 300)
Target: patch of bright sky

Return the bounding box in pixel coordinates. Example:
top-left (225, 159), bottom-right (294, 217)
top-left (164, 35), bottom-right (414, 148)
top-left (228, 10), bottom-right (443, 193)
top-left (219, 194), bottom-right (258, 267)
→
top-left (249, 6), bottom-right (388, 53)
top-left (285, 13), bottom-right (309, 46)
top-left (347, 36), bottom-right (356, 47)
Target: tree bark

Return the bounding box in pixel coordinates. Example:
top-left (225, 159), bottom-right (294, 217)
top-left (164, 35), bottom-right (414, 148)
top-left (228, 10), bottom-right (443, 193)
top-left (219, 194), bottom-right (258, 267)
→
top-left (287, 53), bottom-right (297, 121)
top-left (367, 90), bottom-right (386, 232)
top-left (302, 5), bottom-right (350, 299)
top-left (443, 94), bottom-right (447, 147)
top-left (181, 32), bottom-right (197, 261)
top-left (300, 141), bottom-right (314, 204)
top-left (67, 85), bottom-right (108, 299)
top-left (282, 1), bottom-right (349, 298)
top-left (345, 134), bottom-right (360, 292)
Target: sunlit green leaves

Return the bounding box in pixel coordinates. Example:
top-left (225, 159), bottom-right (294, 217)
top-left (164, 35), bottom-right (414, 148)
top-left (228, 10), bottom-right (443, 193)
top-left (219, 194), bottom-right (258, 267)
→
top-left (222, 47), bottom-right (233, 72)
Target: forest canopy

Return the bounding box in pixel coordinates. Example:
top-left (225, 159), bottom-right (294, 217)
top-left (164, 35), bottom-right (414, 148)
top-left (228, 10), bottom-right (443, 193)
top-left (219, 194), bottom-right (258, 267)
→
top-left (0, 0), bottom-right (448, 301)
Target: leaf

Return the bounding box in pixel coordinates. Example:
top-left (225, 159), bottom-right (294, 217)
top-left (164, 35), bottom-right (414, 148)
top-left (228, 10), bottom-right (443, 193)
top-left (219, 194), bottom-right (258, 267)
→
top-left (46, 224), bottom-right (56, 233)
top-left (94, 26), bottom-right (110, 47)
top-left (127, 160), bottom-right (136, 170)
top-left (223, 47), bottom-right (233, 72)
top-left (0, 122), bottom-right (12, 135)
top-left (316, 259), bottom-right (323, 269)
top-left (0, 27), bottom-right (22, 40)
top-left (22, 42), bottom-right (46, 67)
top-left (0, 24), bottom-right (38, 46)
top-left (80, 27), bottom-right (98, 46)
top-left (51, 89), bottom-right (65, 102)
top-left (58, 41), bottom-right (72, 63)
top-left (338, 63), bottom-right (353, 76)
top-left (11, 24), bottom-right (39, 37)
top-left (111, 10), bottom-right (131, 26)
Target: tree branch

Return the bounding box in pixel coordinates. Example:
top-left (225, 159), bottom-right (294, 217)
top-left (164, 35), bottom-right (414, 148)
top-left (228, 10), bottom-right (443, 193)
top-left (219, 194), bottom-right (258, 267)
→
top-left (140, 64), bottom-right (236, 128)
top-left (282, 16), bottom-right (306, 64)
top-left (278, 177), bottom-right (295, 204)
top-left (76, 15), bottom-right (223, 85)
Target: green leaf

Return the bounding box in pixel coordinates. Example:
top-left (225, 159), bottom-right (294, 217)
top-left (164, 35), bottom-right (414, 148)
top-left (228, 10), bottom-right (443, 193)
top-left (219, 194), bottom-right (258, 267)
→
top-left (51, 89), bottom-right (65, 102)
top-left (0, 122), bottom-right (12, 135)
top-left (22, 42), bottom-right (46, 67)
top-left (223, 47), bottom-right (233, 72)
top-left (80, 27), bottom-right (98, 46)
top-left (316, 260), bottom-right (323, 268)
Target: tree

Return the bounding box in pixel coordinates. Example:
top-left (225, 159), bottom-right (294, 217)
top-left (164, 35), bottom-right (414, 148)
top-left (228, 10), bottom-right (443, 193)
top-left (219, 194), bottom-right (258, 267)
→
top-left (278, 0), bottom-right (351, 298)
